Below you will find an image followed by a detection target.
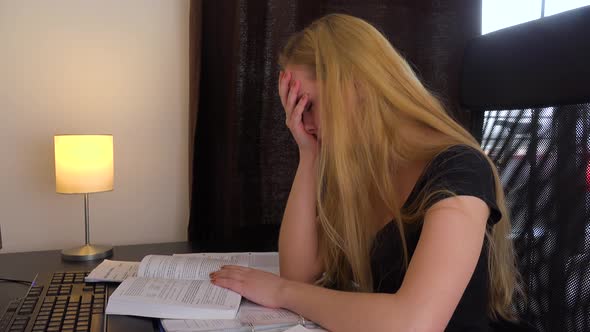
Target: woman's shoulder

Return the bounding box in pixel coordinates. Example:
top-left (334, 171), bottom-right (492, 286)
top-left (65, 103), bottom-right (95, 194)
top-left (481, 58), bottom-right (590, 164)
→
top-left (424, 144), bottom-right (493, 180)
top-left (424, 143), bottom-right (495, 186)
top-left (420, 143), bottom-right (501, 224)
top-left (432, 144), bottom-right (489, 166)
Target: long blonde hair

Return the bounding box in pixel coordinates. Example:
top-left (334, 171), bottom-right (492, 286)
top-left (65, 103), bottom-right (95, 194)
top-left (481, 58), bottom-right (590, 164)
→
top-left (279, 14), bottom-right (519, 321)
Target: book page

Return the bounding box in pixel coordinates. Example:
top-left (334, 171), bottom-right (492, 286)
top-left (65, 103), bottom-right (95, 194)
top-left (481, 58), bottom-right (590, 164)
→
top-left (174, 252), bottom-right (280, 275)
top-left (238, 300), bottom-right (301, 325)
top-left (284, 326), bottom-right (328, 332)
top-left (138, 255), bottom-right (249, 280)
top-left (108, 277), bottom-right (241, 309)
top-left (85, 259), bottom-right (140, 282)
top-left (161, 318), bottom-right (245, 331)
top-left (161, 300), bottom-right (313, 332)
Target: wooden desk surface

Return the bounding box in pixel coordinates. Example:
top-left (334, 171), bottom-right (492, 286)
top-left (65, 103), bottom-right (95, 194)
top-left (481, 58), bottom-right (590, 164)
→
top-left (0, 241), bottom-right (198, 313)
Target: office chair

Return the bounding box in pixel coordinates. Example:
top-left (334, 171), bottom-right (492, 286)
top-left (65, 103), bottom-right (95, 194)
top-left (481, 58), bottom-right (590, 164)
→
top-left (461, 6), bottom-right (590, 332)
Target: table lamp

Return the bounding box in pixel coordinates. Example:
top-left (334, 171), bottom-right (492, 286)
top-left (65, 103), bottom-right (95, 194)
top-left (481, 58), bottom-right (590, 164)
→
top-left (54, 134), bottom-right (114, 261)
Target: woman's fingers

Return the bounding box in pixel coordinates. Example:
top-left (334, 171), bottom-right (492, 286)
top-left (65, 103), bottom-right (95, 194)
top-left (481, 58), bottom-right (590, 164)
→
top-left (286, 80), bottom-right (300, 115)
top-left (211, 277), bottom-right (243, 294)
top-left (278, 71), bottom-right (291, 108)
top-left (210, 268), bottom-right (246, 281)
top-left (290, 93), bottom-right (308, 125)
top-left (219, 265), bottom-right (250, 272)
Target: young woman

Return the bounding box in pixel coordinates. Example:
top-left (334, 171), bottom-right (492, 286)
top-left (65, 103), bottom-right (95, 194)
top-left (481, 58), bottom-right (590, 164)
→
top-left (210, 14), bottom-right (520, 331)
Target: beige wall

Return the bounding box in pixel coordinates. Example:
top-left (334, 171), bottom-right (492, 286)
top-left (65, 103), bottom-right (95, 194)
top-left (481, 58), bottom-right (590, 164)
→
top-left (0, 0), bottom-right (190, 252)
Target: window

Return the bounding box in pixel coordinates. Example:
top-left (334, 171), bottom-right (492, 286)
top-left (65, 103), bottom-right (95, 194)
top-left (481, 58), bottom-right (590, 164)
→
top-left (482, 0), bottom-right (590, 35)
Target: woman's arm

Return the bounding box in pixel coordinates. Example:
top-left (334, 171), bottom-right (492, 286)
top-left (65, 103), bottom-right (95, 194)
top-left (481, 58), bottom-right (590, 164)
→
top-left (213, 195), bottom-right (489, 332)
top-left (277, 70), bottom-right (323, 283)
top-left (278, 153), bottom-right (323, 283)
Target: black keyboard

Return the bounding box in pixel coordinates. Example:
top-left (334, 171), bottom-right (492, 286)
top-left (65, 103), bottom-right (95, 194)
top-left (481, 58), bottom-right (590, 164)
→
top-left (0, 271), bottom-right (110, 332)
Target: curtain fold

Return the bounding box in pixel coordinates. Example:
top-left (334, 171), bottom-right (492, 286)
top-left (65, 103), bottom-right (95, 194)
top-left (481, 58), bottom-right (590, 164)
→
top-left (189, 0), bottom-right (203, 196)
top-left (188, 0), bottom-right (481, 251)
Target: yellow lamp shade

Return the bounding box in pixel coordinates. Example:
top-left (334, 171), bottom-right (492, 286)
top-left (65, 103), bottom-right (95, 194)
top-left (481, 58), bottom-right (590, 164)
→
top-left (54, 135), bottom-right (114, 194)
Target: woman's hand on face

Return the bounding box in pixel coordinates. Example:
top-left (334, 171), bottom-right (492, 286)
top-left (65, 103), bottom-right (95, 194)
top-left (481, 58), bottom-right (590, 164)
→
top-left (210, 266), bottom-right (288, 309)
top-left (279, 71), bottom-right (318, 157)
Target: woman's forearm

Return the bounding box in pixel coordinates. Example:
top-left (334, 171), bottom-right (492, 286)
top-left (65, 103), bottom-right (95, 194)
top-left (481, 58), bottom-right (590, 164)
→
top-left (279, 281), bottom-right (424, 332)
top-left (278, 152), bottom-right (322, 282)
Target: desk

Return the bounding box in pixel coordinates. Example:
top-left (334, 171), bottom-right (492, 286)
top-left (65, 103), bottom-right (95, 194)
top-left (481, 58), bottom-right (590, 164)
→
top-left (0, 241), bottom-right (197, 314)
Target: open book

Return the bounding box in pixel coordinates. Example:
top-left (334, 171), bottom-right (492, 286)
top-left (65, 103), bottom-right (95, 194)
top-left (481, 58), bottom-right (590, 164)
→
top-left (161, 300), bottom-right (321, 332)
top-left (104, 255), bottom-right (248, 319)
top-left (173, 252), bottom-right (279, 275)
top-left (86, 252), bottom-right (279, 283)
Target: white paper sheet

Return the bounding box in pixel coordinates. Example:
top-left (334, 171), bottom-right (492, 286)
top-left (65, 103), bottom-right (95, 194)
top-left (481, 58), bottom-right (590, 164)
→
top-left (85, 259), bottom-right (140, 282)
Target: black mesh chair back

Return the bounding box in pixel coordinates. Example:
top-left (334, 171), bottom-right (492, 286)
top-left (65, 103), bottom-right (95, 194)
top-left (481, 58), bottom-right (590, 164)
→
top-left (461, 6), bottom-right (590, 332)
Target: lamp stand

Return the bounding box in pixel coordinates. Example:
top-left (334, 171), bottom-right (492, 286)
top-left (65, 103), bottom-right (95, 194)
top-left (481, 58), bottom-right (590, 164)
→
top-left (62, 193), bottom-right (113, 261)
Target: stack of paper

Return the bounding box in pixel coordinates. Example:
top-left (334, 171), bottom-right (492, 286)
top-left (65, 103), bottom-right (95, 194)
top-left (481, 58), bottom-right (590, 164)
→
top-left (161, 300), bottom-right (320, 332)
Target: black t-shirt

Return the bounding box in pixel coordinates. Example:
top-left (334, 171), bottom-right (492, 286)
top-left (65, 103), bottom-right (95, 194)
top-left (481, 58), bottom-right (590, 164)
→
top-left (370, 145), bottom-right (501, 331)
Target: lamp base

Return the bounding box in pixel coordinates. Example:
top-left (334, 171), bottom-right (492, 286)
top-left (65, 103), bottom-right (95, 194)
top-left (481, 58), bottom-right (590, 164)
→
top-left (61, 244), bottom-right (113, 261)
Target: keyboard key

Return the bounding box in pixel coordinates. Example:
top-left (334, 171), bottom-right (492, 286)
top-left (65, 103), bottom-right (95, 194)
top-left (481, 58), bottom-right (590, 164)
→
top-left (92, 312), bottom-right (101, 321)
top-left (43, 297), bottom-right (55, 303)
top-left (81, 294), bottom-right (92, 304)
top-left (9, 323), bottom-right (25, 331)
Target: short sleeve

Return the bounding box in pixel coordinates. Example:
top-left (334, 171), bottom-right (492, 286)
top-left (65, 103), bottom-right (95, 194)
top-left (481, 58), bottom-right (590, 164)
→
top-left (417, 145), bottom-right (502, 225)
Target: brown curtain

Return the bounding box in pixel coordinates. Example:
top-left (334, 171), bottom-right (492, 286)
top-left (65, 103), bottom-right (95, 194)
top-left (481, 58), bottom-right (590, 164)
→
top-left (189, 0), bottom-right (202, 189)
top-left (188, 0), bottom-right (482, 251)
